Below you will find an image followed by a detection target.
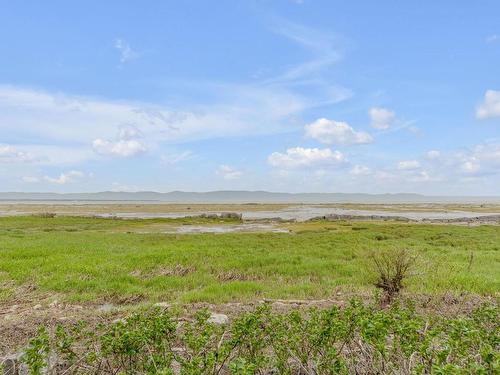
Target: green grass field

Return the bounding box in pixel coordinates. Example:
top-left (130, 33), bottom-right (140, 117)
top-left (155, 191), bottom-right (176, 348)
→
top-left (0, 216), bottom-right (498, 304)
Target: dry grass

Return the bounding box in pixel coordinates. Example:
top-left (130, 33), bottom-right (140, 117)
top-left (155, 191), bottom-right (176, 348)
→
top-left (130, 264), bottom-right (196, 279)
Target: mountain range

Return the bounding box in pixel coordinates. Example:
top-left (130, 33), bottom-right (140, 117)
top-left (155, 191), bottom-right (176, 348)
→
top-left (1, 191), bottom-right (499, 203)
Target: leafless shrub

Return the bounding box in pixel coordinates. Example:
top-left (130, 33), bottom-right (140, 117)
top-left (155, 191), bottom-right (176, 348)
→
top-left (371, 249), bottom-right (416, 303)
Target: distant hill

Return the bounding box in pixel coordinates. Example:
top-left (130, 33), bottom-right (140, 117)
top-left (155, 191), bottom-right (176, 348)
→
top-left (0, 191), bottom-right (499, 203)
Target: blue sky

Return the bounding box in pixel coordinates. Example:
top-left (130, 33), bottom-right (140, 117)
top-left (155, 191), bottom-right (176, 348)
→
top-left (1, 0), bottom-right (499, 195)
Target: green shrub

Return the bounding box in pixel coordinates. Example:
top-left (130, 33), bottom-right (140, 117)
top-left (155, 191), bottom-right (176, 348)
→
top-left (21, 301), bottom-right (499, 374)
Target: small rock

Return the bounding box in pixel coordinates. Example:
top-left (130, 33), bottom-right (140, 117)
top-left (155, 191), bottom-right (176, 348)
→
top-left (33, 304), bottom-right (42, 310)
top-left (48, 300), bottom-right (59, 308)
top-left (208, 313), bottom-right (229, 325)
top-left (97, 303), bottom-right (115, 312)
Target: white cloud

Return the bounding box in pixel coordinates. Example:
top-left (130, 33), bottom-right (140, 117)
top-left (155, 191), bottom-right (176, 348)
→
top-left (92, 139), bottom-right (147, 158)
top-left (369, 107), bottom-right (395, 129)
top-left (476, 90), bottom-right (500, 119)
top-left (92, 123), bottom-right (147, 158)
top-left (217, 165), bottom-right (243, 180)
top-left (350, 165), bottom-right (371, 176)
top-left (268, 147), bottom-right (346, 169)
top-left (0, 85), bottom-right (310, 151)
top-left (388, 143), bottom-right (500, 184)
top-left (461, 160), bottom-right (480, 173)
top-left (114, 38), bottom-right (139, 63)
top-left (263, 142), bottom-right (500, 194)
top-left (425, 150), bottom-right (441, 160)
top-left (43, 170), bottom-right (85, 185)
top-left (397, 160), bottom-right (421, 170)
top-left (304, 118), bottom-right (373, 145)
top-left (0, 145), bottom-right (35, 163)
top-left (456, 143), bottom-right (500, 174)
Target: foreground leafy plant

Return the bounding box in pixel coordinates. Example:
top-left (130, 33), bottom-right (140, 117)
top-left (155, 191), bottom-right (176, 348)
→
top-left (20, 301), bottom-right (499, 374)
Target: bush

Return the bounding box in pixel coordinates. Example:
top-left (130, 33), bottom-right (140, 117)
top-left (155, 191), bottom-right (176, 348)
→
top-left (18, 301), bottom-right (499, 374)
top-left (370, 249), bottom-right (416, 303)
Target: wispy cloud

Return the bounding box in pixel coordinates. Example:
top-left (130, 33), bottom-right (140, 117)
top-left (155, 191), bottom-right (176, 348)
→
top-left (43, 170), bottom-right (85, 185)
top-left (0, 85), bottom-right (311, 166)
top-left (271, 20), bottom-right (343, 82)
top-left (258, 20), bottom-right (352, 107)
top-left (114, 38), bottom-right (139, 64)
top-left (161, 150), bottom-right (194, 165)
top-left (486, 34), bottom-right (499, 44)
top-left (0, 145), bottom-right (36, 163)
top-left (217, 165), bottom-right (243, 180)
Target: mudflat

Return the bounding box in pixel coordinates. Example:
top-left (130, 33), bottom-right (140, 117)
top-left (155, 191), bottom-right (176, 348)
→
top-left (1, 202), bottom-right (500, 221)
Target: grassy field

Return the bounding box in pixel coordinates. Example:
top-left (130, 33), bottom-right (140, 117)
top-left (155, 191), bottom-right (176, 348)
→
top-left (0, 216), bottom-right (498, 305)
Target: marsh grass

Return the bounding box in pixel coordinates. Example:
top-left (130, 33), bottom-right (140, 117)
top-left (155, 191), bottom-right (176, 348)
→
top-left (0, 216), bottom-right (498, 304)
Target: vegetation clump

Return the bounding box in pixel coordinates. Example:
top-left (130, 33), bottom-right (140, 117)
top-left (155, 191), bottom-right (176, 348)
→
top-left (15, 301), bottom-right (499, 374)
top-left (371, 249), bottom-right (416, 303)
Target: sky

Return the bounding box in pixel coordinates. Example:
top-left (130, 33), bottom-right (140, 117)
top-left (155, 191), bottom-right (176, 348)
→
top-left (0, 1), bottom-right (499, 195)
